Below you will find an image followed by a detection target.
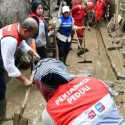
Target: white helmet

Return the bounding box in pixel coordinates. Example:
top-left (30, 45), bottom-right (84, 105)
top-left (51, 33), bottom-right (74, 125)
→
top-left (62, 6), bottom-right (70, 13)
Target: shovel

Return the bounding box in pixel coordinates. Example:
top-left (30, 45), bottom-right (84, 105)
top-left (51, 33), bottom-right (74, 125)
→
top-left (13, 86), bottom-right (31, 125)
top-left (77, 29), bottom-right (92, 63)
top-left (74, 28), bottom-right (87, 56)
top-left (13, 69), bottom-right (35, 125)
top-left (2, 86), bottom-right (32, 125)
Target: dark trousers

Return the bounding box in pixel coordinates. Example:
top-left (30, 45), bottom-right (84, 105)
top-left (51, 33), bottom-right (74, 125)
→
top-left (57, 0), bottom-right (71, 7)
top-left (57, 39), bottom-right (71, 64)
top-left (0, 50), bottom-right (6, 101)
top-left (36, 46), bottom-right (47, 59)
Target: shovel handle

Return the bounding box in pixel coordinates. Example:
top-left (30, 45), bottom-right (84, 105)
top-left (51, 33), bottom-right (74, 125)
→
top-left (20, 86), bottom-right (31, 116)
top-left (74, 28), bottom-right (82, 49)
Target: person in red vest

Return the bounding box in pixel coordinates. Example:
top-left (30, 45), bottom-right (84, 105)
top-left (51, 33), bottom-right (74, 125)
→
top-left (33, 58), bottom-right (125, 125)
top-left (71, 0), bottom-right (87, 54)
top-left (95, 0), bottom-right (106, 22)
top-left (85, 0), bottom-right (95, 26)
top-left (0, 17), bottom-right (38, 122)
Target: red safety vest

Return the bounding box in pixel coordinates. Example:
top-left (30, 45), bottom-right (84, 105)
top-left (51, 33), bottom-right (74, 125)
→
top-left (87, 0), bottom-right (95, 10)
top-left (95, 0), bottom-right (106, 22)
top-left (72, 4), bottom-right (86, 38)
top-left (0, 23), bottom-right (22, 46)
top-left (47, 77), bottom-right (109, 125)
top-left (29, 12), bottom-right (44, 22)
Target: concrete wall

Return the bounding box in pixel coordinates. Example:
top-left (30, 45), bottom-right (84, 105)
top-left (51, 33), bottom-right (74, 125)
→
top-left (0, 0), bottom-right (30, 27)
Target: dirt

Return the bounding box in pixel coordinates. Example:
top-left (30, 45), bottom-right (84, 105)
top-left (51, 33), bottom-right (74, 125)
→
top-left (2, 23), bottom-right (125, 125)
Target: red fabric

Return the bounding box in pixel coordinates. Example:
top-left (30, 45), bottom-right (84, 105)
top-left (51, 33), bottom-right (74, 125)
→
top-left (71, 0), bottom-right (82, 7)
top-left (95, 0), bottom-right (106, 22)
top-left (86, 0), bottom-right (95, 11)
top-left (72, 4), bottom-right (86, 38)
top-left (47, 77), bottom-right (108, 125)
top-left (1, 23), bottom-right (22, 46)
top-left (29, 12), bottom-right (44, 21)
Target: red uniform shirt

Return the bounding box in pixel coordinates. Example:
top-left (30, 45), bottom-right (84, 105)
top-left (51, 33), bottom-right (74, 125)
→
top-left (72, 4), bottom-right (86, 38)
top-left (86, 0), bottom-right (95, 11)
top-left (1, 23), bottom-right (22, 46)
top-left (95, 0), bottom-right (106, 22)
top-left (47, 77), bottom-right (109, 125)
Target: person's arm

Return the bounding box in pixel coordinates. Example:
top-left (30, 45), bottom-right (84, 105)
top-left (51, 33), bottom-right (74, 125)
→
top-left (19, 40), bottom-right (33, 53)
top-left (1, 37), bottom-right (32, 86)
top-left (44, 21), bottom-right (49, 44)
top-left (55, 18), bottom-right (61, 31)
top-left (19, 40), bottom-right (40, 59)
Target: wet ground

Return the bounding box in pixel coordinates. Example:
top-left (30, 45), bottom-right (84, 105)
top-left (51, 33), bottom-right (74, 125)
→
top-left (2, 26), bottom-right (125, 125)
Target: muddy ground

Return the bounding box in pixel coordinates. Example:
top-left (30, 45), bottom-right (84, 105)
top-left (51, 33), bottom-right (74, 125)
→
top-left (2, 26), bottom-right (125, 125)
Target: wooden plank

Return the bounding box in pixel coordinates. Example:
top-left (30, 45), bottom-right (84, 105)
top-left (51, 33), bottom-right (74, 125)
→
top-left (100, 31), bottom-right (122, 50)
top-left (100, 27), bottom-right (125, 80)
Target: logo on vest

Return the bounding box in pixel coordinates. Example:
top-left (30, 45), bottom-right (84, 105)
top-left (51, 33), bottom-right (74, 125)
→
top-left (88, 110), bottom-right (96, 120)
top-left (95, 102), bottom-right (105, 112)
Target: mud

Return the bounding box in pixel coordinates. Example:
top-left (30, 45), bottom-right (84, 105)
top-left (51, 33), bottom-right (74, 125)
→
top-left (2, 27), bottom-right (125, 125)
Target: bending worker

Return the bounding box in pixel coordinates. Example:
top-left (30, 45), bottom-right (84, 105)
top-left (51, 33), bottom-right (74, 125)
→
top-left (33, 58), bottom-right (125, 125)
top-left (0, 17), bottom-right (38, 122)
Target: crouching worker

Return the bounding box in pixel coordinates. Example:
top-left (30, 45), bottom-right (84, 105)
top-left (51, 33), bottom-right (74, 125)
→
top-left (33, 58), bottom-right (125, 125)
top-left (0, 17), bottom-right (39, 122)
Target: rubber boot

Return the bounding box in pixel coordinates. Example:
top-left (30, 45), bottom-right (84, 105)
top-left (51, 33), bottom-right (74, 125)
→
top-left (0, 99), bottom-right (6, 123)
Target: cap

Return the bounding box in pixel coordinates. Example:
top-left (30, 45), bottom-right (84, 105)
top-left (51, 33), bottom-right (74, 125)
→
top-left (62, 6), bottom-right (70, 13)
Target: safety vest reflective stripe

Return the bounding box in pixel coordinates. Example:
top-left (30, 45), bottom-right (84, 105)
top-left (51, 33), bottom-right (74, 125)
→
top-left (69, 94), bottom-right (114, 125)
top-left (56, 32), bottom-right (71, 42)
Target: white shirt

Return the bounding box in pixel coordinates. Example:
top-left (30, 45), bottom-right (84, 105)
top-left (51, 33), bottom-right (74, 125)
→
top-left (1, 36), bottom-right (31, 77)
top-left (42, 108), bottom-right (55, 125)
top-left (42, 103), bottom-right (125, 125)
top-left (35, 20), bottom-right (46, 47)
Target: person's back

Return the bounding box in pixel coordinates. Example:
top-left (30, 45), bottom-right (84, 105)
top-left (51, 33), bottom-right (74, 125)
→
top-left (95, 0), bottom-right (106, 22)
top-left (47, 77), bottom-right (124, 125)
top-left (33, 58), bottom-right (125, 125)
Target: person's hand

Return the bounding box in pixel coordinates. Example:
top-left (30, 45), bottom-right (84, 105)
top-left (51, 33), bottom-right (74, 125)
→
top-left (33, 52), bottom-right (40, 62)
top-left (28, 50), bottom-right (40, 61)
top-left (24, 79), bottom-right (33, 86)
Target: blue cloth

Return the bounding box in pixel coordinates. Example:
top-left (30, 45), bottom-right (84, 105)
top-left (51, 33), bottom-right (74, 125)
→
top-left (59, 16), bottom-right (73, 37)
